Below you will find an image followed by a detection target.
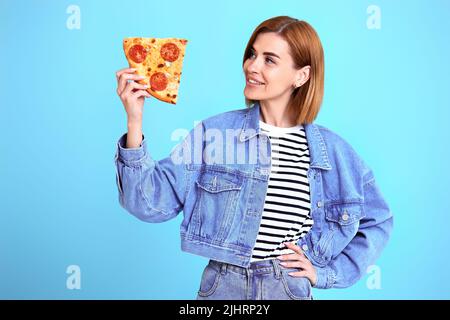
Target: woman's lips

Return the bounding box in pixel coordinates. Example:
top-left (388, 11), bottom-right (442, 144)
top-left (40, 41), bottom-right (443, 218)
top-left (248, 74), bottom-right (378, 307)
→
top-left (247, 79), bottom-right (265, 87)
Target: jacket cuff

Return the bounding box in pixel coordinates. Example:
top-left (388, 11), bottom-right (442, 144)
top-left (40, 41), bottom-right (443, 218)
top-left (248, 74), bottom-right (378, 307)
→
top-left (313, 266), bottom-right (336, 289)
top-left (116, 133), bottom-right (147, 164)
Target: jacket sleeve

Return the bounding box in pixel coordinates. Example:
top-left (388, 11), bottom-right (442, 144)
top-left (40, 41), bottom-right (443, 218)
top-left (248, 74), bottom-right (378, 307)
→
top-left (313, 170), bottom-right (394, 289)
top-left (114, 123), bottom-right (203, 223)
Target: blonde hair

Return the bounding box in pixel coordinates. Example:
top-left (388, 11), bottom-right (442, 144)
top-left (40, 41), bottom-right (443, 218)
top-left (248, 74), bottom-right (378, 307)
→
top-left (243, 16), bottom-right (325, 124)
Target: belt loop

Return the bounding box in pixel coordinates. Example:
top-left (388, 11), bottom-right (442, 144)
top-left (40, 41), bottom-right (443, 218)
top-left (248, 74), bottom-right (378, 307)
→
top-left (271, 259), bottom-right (282, 279)
top-left (220, 262), bottom-right (227, 275)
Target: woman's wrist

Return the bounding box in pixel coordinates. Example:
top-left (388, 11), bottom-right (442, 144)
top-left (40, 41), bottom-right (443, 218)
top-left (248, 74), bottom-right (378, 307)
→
top-left (126, 120), bottom-right (143, 148)
top-left (127, 116), bottom-right (142, 128)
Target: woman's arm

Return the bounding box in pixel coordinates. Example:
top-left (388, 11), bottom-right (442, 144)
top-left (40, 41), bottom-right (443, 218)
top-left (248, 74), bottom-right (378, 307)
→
top-left (313, 170), bottom-right (394, 289)
top-left (126, 120), bottom-right (143, 148)
top-left (114, 67), bottom-right (200, 222)
top-left (114, 122), bottom-right (203, 223)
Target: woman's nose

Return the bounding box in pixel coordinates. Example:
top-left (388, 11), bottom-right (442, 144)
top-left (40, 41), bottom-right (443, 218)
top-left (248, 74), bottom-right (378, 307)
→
top-left (247, 58), bottom-right (262, 73)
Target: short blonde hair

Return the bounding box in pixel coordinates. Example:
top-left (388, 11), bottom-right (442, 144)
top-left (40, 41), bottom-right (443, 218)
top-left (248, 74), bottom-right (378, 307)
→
top-left (243, 16), bottom-right (325, 124)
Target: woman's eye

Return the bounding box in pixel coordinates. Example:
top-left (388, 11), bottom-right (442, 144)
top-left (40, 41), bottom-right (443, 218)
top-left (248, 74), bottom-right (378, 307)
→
top-left (249, 52), bottom-right (274, 64)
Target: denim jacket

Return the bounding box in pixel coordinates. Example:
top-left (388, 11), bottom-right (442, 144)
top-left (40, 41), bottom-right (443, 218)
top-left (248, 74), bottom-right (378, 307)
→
top-left (114, 102), bottom-right (393, 289)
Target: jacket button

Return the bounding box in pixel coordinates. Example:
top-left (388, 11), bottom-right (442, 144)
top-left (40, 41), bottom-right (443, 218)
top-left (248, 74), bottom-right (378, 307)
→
top-left (317, 201), bottom-right (322, 208)
top-left (342, 211), bottom-right (349, 221)
top-left (302, 244), bottom-right (309, 251)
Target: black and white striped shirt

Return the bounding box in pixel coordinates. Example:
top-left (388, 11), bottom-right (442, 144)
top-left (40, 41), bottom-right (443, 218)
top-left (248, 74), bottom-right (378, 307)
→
top-left (250, 120), bottom-right (314, 262)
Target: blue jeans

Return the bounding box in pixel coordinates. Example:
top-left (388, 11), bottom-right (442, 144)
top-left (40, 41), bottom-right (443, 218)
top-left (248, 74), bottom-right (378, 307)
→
top-left (196, 259), bottom-right (313, 300)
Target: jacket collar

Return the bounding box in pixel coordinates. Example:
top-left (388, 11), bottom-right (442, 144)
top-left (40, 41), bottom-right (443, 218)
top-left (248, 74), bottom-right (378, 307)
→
top-left (239, 101), bottom-right (332, 170)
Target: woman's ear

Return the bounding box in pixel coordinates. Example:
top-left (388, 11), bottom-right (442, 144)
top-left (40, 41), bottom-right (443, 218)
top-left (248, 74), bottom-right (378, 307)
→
top-left (295, 65), bottom-right (311, 87)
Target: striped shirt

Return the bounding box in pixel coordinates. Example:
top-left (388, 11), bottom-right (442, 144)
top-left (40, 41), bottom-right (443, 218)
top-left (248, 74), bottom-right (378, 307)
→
top-left (250, 120), bottom-right (314, 262)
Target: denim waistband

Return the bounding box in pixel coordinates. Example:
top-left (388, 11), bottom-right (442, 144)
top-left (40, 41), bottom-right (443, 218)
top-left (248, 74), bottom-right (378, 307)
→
top-left (208, 259), bottom-right (298, 277)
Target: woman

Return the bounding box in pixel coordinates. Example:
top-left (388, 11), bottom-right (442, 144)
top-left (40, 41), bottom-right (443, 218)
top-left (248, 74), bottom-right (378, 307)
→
top-left (114, 16), bottom-right (393, 300)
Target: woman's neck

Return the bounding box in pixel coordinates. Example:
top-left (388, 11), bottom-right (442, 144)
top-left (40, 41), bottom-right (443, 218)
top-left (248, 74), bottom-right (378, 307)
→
top-left (259, 101), bottom-right (297, 127)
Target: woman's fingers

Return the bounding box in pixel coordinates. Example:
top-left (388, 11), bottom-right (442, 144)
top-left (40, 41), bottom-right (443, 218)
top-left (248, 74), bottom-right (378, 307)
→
top-left (121, 81), bottom-right (148, 99)
top-left (277, 253), bottom-right (302, 261)
top-left (131, 89), bottom-right (151, 99)
top-left (115, 67), bottom-right (149, 121)
top-left (283, 242), bottom-right (304, 256)
top-left (278, 256), bottom-right (309, 265)
top-left (116, 67), bottom-right (137, 93)
top-left (116, 67), bottom-right (136, 81)
top-left (288, 267), bottom-right (318, 287)
top-left (287, 270), bottom-right (309, 278)
top-left (279, 259), bottom-right (310, 270)
top-left (277, 244), bottom-right (318, 286)
top-left (117, 73), bottom-right (146, 96)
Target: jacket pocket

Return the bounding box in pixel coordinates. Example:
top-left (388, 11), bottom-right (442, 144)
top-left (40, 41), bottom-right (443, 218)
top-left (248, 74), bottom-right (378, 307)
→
top-left (324, 202), bottom-right (365, 247)
top-left (190, 170), bottom-right (243, 243)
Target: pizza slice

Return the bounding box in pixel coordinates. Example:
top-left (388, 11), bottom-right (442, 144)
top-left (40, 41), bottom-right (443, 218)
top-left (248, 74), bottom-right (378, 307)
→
top-left (123, 37), bottom-right (188, 104)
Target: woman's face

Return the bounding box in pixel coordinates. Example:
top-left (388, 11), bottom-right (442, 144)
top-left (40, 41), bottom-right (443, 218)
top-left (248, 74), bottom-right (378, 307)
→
top-left (243, 32), bottom-right (308, 106)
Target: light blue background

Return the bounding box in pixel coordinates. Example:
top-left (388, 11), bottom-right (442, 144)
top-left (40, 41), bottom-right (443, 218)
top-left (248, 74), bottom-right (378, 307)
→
top-left (1, 0), bottom-right (449, 299)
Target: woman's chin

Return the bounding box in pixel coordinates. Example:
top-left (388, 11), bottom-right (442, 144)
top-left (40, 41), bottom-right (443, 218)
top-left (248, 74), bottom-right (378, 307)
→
top-left (244, 89), bottom-right (262, 100)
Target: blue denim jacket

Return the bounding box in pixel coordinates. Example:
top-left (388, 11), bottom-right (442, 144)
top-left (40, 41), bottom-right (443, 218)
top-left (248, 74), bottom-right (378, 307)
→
top-left (114, 102), bottom-right (393, 289)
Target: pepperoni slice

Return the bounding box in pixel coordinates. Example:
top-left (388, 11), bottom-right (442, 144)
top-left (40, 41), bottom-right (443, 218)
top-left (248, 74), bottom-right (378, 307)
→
top-left (150, 72), bottom-right (168, 91)
top-left (160, 42), bottom-right (180, 62)
top-left (128, 44), bottom-right (147, 63)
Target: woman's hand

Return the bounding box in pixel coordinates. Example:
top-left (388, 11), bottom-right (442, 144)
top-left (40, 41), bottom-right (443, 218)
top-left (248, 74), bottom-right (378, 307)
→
top-left (116, 67), bottom-right (151, 123)
top-left (277, 242), bottom-right (317, 287)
